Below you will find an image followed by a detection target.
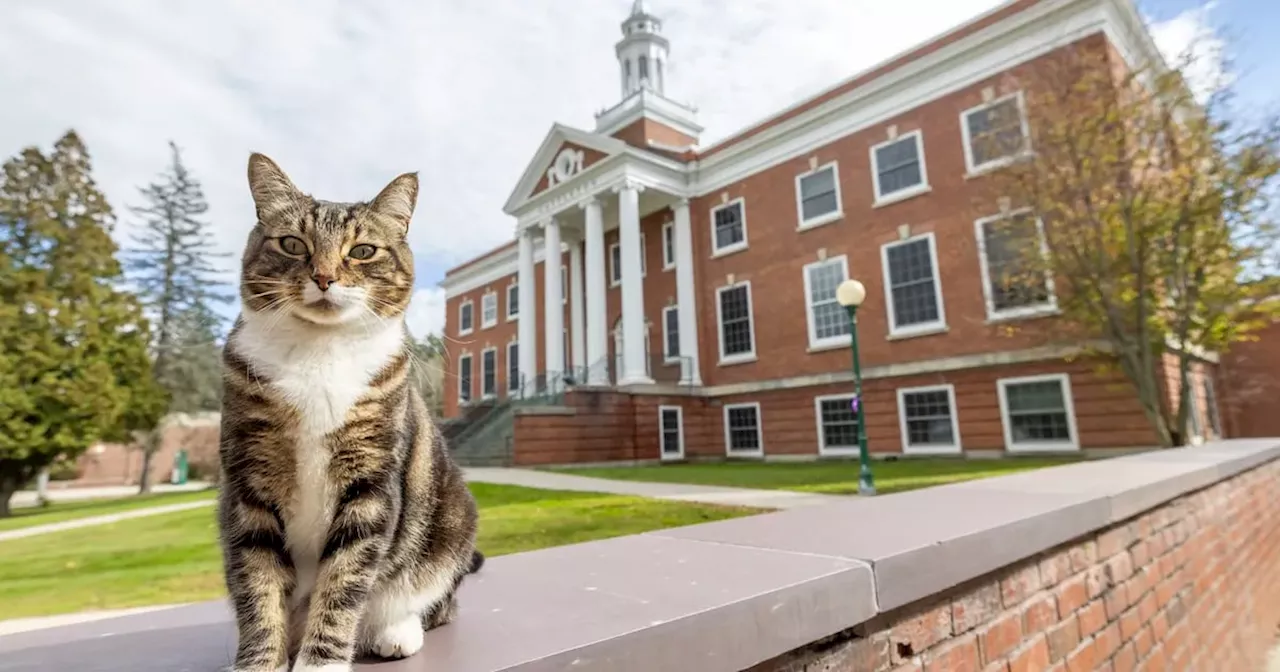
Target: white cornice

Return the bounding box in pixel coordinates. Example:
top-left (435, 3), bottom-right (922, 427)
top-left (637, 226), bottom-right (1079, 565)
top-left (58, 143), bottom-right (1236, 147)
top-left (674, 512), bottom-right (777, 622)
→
top-left (594, 90), bottom-right (703, 139)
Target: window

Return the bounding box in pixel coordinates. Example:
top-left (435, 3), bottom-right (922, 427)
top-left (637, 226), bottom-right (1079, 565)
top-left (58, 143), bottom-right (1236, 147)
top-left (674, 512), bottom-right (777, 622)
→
top-left (1203, 375), bottom-right (1222, 439)
top-left (962, 92), bottom-right (1029, 173)
top-left (814, 394), bottom-right (861, 455)
top-left (638, 55), bottom-right (650, 81)
top-left (997, 374), bottom-right (1078, 452)
top-left (710, 199), bottom-right (747, 255)
top-left (716, 282), bottom-right (755, 364)
top-left (723, 403), bottom-right (763, 456)
top-left (795, 163), bottom-right (841, 228)
top-left (458, 354), bottom-right (473, 403)
top-left (561, 265), bottom-right (568, 304)
top-left (659, 405), bottom-right (684, 459)
top-left (1186, 378), bottom-right (1205, 442)
top-left (881, 234), bottom-right (946, 336)
top-left (481, 292), bottom-right (498, 329)
top-left (803, 257), bottom-right (850, 349)
top-left (506, 284), bottom-right (519, 320)
top-left (871, 131), bottom-right (928, 202)
top-left (507, 342), bottom-right (520, 393)
top-left (662, 305), bottom-right (680, 362)
top-left (976, 211), bottom-right (1056, 320)
top-left (662, 222), bottom-right (675, 270)
top-left (458, 301), bottom-right (474, 335)
top-left (563, 327), bottom-right (570, 374)
top-left (481, 348), bottom-right (497, 397)
top-left (608, 235), bottom-right (646, 287)
top-left (897, 385), bottom-right (961, 454)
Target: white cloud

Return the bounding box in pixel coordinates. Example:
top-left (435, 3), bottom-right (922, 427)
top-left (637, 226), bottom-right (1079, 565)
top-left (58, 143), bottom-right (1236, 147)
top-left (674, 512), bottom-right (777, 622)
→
top-left (1148, 2), bottom-right (1229, 102)
top-left (404, 287), bottom-right (448, 341)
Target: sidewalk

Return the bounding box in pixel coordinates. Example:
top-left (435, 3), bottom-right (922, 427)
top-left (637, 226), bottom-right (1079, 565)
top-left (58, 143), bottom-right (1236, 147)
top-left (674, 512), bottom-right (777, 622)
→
top-left (462, 467), bottom-right (845, 509)
top-left (10, 481), bottom-right (211, 509)
top-left (0, 500), bottom-right (217, 543)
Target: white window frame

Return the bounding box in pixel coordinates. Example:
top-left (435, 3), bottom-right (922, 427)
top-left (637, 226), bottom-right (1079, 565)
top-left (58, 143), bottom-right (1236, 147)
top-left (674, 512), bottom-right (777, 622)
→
top-left (662, 304), bottom-right (680, 363)
top-left (1186, 376), bottom-right (1205, 445)
top-left (505, 283), bottom-right (519, 322)
top-left (960, 91), bottom-right (1031, 175)
top-left (662, 221), bottom-right (676, 271)
top-left (458, 300), bottom-right (474, 336)
top-left (880, 233), bottom-right (947, 338)
top-left (814, 393), bottom-right (863, 456)
top-left (802, 255), bottom-right (851, 350)
top-left (506, 341), bottom-right (520, 393)
top-left (480, 346), bottom-right (497, 399)
top-left (709, 198), bottom-right (748, 257)
top-left (975, 209), bottom-right (1058, 322)
top-left (722, 402), bottom-right (764, 457)
top-left (896, 384), bottom-right (962, 455)
top-left (869, 130), bottom-right (930, 205)
top-left (457, 353), bottom-right (473, 404)
top-left (715, 280), bottom-right (757, 366)
top-left (608, 234), bottom-right (646, 288)
top-left (1203, 375), bottom-right (1223, 440)
top-left (997, 373), bottom-right (1079, 453)
top-left (658, 405), bottom-right (685, 460)
top-left (794, 162), bottom-right (843, 230)
top-left (480, 292), bottom-right (498, 329)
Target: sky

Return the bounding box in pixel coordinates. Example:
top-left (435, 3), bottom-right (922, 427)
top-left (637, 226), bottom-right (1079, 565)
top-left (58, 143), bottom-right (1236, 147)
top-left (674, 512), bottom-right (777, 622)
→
top-left (0, 0), bottom-right (1265, 339)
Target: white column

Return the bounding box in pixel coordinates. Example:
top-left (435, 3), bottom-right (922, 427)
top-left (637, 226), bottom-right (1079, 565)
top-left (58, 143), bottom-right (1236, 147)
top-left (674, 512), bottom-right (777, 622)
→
top-left (583, 198), bottom-right (609, 386)
top-left (615, 179), bottom-right (652, 385)
top-left (673, 198), bottom-right (702, 385)
top-left (542, 218), bottom-right (565, 390)
top-left (569, 237), bottom-right (586, 376)
top-left (517, 228), bottom-right (537, 396)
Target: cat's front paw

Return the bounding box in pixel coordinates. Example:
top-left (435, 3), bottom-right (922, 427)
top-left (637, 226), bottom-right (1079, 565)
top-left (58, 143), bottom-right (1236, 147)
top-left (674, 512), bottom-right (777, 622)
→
top-left (373, 617), bottom-right (425, 659)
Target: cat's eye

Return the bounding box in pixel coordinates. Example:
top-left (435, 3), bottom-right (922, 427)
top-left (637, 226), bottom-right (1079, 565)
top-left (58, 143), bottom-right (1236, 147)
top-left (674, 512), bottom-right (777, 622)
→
top-left (278, 236), bottom-right (308, 256)
top-left (348, 244), bottom-right (377, 261)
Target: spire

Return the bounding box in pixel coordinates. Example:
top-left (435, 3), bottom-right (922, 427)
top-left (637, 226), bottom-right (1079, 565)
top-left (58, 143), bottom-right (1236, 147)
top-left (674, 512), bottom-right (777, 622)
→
top-left (616, 0), bottom-right (668, 97)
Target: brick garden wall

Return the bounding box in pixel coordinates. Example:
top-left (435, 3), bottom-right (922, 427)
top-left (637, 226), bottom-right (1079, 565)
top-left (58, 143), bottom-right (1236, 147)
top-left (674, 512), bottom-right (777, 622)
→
top-left (751, 458), bottom-right (1280, 672)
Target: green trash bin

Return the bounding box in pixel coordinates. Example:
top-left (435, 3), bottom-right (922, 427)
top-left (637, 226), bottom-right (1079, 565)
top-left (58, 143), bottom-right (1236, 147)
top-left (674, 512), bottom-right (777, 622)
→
top-left (171, 449), bottom-right (189, 485)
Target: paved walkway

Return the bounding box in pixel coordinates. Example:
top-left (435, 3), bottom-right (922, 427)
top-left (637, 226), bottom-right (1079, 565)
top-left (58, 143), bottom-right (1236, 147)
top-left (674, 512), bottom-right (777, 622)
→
top-left (462, 467), bottom-right (845, 509)
top-left (9, 481), bottom-right (210, 509)
top-left (0, 500), bottom-right (216, 543)
top-left (0, 603), bottom-right (193, 637)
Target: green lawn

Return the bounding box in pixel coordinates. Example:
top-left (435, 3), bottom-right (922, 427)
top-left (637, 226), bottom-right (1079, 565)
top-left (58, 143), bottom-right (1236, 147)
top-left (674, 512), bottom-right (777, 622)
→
top-left (554, 457), bottom-right (1086, 495)
top-left (0, 483), bottom-right (759, 620)
top-left (0, 490), bottom-right (219, 533)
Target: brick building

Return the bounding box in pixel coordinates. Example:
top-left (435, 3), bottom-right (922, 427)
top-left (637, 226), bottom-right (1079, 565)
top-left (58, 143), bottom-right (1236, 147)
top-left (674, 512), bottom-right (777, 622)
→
top-left (439, 0), bottom-right (1228, 465)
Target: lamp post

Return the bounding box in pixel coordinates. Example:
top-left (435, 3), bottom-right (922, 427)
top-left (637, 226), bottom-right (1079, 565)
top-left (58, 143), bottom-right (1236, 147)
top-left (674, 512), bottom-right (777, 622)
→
top-left (836, 279), bottom-right (876, 496)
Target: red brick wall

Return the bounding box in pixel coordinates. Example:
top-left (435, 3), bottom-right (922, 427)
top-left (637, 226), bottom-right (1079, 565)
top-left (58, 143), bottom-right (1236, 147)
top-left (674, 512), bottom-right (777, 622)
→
top-left (68, 420), bottom-right (220, 487)
top-left (612, 118), bottom-right (698, 149)
top-left (752, 458), bottom-right (1280, 672)
top-left (1221, 321), bottom-right (1280, 438)
top-left (529, 142), bottom-right (611, 197)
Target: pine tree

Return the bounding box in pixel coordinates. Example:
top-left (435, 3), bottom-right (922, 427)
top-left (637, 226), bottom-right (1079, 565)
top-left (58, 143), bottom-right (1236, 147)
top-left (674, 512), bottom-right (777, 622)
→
top-left (0, 131), bottom-right (168, 516)
top-left (125, 141), bottom-right (229, 492)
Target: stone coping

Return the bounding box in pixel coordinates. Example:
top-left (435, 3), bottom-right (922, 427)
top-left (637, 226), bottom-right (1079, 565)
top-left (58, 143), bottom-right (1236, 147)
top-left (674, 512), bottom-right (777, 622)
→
top-left (0, 439), bottom-right (1276, 672)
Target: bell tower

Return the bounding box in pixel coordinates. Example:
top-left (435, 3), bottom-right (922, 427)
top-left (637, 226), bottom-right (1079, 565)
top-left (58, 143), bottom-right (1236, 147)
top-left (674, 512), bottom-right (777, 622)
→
top-left (616, 0), bottom-right (669, 98)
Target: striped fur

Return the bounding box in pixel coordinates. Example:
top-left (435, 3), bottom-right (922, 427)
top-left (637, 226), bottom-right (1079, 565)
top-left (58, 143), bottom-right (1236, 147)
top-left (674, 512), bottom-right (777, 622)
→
top-left (218, 154), bottom-right (480, 672)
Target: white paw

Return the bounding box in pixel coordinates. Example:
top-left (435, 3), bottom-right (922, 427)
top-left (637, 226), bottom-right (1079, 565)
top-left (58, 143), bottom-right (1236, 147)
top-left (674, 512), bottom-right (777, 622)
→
top-left (374, 617), bottom-right (425, 659)
top-left (290, 663), bottom-right (349, 672)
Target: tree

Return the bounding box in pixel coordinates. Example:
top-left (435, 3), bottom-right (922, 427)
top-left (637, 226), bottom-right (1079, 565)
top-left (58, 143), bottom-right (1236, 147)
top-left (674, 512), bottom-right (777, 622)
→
top-left (982, 43), bottom-right (1280, 447)
top-left (125, 141), bottom-right (228, 492)
top-left (409, 333), bottom-right (446, 418)
top-left (0, 131), bottom-right (168, 516)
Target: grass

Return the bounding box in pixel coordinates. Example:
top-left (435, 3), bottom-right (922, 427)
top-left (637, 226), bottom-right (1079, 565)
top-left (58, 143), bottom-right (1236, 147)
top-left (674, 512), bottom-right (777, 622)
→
top-left (0, 483), bottom-right (759, 620)
top-left (554, 457), bottom-right (1086, 495)
top-left (0, 490), bottom-right (219, 533)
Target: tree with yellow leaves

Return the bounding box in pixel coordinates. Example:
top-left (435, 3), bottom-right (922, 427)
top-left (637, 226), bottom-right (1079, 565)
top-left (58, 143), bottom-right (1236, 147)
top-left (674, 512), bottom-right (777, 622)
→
top-left (981, 43), bottom-right (1280, 447)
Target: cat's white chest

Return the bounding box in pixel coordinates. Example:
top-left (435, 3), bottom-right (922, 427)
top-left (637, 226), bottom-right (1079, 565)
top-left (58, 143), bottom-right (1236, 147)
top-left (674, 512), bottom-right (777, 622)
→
top-left (233, 311), bottom-right (404, 604)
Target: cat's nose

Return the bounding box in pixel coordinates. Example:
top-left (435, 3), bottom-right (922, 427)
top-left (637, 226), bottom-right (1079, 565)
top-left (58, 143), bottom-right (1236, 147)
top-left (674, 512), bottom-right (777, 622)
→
top-left (313, 274), bottom-right (335, 291)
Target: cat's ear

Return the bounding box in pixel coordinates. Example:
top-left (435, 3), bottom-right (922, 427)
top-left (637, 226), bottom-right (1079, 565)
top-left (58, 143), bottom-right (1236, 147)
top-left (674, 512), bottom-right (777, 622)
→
top-left (370, 172), bottom-right (418, 231)
top-left (247, 153), bottom-right (301, 219)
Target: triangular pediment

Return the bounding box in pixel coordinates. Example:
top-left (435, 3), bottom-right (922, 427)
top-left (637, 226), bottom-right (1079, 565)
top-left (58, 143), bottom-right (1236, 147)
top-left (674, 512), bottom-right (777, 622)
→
top-left (503, 124), bottom-right (627, 214)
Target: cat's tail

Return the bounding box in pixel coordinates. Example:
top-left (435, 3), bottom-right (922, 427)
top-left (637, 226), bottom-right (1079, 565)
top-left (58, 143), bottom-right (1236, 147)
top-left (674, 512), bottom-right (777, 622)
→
top-left (468, 549), bottom-right (486, 574)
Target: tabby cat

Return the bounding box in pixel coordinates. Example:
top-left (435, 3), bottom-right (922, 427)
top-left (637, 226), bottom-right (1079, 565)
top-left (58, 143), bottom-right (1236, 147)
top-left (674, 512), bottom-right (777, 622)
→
top-left (217, 153), bottom-right (482, 672)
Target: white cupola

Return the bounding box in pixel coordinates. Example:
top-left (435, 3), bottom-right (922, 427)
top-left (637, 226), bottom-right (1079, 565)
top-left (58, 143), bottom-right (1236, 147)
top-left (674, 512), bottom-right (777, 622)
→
top-left (616, 0), bottom-right (669, 98)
